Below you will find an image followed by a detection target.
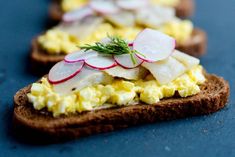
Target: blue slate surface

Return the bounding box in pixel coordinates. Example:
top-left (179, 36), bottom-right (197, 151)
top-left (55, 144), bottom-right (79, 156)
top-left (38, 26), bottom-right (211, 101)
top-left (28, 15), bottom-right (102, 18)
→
top-left (0, 0), bottom-right (235, 157)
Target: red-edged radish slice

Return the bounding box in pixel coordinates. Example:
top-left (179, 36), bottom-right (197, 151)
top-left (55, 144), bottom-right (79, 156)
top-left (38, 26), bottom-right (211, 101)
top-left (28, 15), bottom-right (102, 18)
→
top-left (53, 66), bottom-right (113, 94)
top-left (114, 54), bottom-right (143, 69)
top-left (133, 28), bottom-right (175, 62)
top-left (64, 50), bottom-right (98, 63)
top-left (85, 55), bottom-right (117, 70)
top-left (116, 0), bottom-right (149, 10)
top-left (90, 0), bottom-right (120, 14)
top-left (128, 42), bottom-right (133, 47)
top-left (48, 61), bottom-right (84, 84)
top-left (62, 6), bottom-right (94, 22)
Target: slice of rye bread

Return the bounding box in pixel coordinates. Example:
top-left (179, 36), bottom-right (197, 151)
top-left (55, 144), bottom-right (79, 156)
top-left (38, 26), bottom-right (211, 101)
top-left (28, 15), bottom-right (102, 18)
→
top-left (13, 74), bottom-right (229, 141)
top-left (30, 28), bottom-right (207, 74)
top-left (30, 38), bottom-right (64, 74)
top-left (49, 0), bottom-right (194, 22)
top-left (175, 0), bottom-right (194, 18)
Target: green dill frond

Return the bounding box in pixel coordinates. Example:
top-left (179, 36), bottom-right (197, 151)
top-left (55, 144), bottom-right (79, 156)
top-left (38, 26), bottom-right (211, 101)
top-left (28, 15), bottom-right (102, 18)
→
top-left (80, 36), bottom-right (144, 65)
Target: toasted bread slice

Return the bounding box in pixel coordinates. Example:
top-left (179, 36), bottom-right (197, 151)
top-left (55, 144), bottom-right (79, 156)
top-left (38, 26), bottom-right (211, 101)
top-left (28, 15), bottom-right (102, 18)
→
top-left (13, 74), bottom-right (229, 141)
top-left (177, 28), bottom-right (207, 57)
top-left (30, 28), bottom-right (206, 74)
top-left (30, 38), bottom-right (64, 74)
top-left (175, 0), bottom-right (194, 18)
top-left (49, 0), bottom-right (63, 22)
top-left (49, 0), bottom-right (194, 21)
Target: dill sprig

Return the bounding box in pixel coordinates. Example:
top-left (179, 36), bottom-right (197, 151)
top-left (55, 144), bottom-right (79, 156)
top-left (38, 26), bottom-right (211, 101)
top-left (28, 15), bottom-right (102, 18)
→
top-left (80, 36), bottom-right (144, 65)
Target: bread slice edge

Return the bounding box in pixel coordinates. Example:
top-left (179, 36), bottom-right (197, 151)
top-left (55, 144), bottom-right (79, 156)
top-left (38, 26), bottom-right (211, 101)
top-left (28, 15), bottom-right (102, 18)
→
top-left (13, 74), bottom-right (229, 139)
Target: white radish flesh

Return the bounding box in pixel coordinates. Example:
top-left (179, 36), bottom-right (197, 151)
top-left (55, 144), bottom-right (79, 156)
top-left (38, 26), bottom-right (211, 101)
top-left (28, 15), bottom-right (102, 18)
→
top-left (133, 28), bottom-right (175, 62)
top-left (62, 6), bottom-right (94, 22)
top-left (64, 50), bottom-right (99, 63)
top-left (85, 55), bottom-right (117, 70)
top-left (136, 6), bottom-right (175, 28)
top-left (116, 0), bottom-right (149, 10)
top-left (53, 66), bottom-right (113, 94)
top-left (114, 54), bottom-right (143, 69)
top-left (104, 11), bottom-right (135, 27)
top-left (56, 16), bottom-right (104, 40)
top-left (48, 61), bottom-right (84, 84)
top-left (90, 0), bottom-right (119, 14)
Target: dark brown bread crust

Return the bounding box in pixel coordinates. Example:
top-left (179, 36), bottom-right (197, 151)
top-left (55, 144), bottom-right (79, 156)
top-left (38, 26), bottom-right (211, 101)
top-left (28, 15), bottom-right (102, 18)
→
top-left (13, 74), bottom-right (230, 141)
top-left (49, 0), bottom-right (194, 22)
top-left (175, 0), bottom-right (194, 18)
top-left (30, 28), bottom-right (206, 74)
top-left (177, 28), bottom-right (207, 57)
top-left (30, 38), bottom-right (64, 74)
top-left (49, 0), bottom-right (63, 22)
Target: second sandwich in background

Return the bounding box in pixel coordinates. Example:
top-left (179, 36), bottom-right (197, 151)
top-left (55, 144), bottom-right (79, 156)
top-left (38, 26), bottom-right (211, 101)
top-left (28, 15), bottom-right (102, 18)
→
top-left (49, 0), bottom-right (195, 21)
top-left (31, 0), bottom-right (206, 74)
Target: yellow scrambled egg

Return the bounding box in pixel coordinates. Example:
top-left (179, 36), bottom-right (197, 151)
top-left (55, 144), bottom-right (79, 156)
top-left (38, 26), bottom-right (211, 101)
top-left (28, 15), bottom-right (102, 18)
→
top-left (80, 24), bottom-right (142, 45)
top-left (38, 20), bottom-right (192, 54)
top-left (151, 0), bottom-right (180, 7)
top-left (27, 65), bottom-right (205, 117)
top-left (61, 0), bottom-right (88, 12)
top-left (38, 24), bottom-right (142, 54)
top-left (159, 20), bottom-right (193, 44)
top-left (38, 29), bottom-right (79, 54)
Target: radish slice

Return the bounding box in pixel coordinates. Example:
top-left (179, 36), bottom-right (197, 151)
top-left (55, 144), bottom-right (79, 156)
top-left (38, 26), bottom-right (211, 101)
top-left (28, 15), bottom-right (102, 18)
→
top-left (116, 0), bottom-right (149, 10)
top-left (90, 0), bottom-right (120, 14)
top-left (128, 42), bottom-right (133, 47)
top-left (104, 11), bottom-right (135, 27)
top-left (136, 6), bottom-right (175, 28)
top-left (53, 66), bottom-right (113, 94)
top-left (62, 6), bottom-right (94, 22)
top-left (114, 54), bottom-right (143, 69)
top-left (85, 55), bottom-right (117, 70)
top-left (48, 61), bottom-right (84, 84)
top-left (64, 50), bottom-right (98, 63)
top-left (133, 28), bottom-right (175, 62)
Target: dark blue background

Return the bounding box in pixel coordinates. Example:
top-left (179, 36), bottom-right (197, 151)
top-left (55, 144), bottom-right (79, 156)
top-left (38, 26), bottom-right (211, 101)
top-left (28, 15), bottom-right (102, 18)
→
top-left (0, 0), bottom-right (235, 157)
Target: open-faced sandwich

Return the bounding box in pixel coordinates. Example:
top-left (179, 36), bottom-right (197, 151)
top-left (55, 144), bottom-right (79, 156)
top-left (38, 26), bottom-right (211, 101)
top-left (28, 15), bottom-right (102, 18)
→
top-left (49, 0), bottom-right (194, 21)
top-left (32, 1), bottom-right (206, 73)
top-left (15, 29), bottom-right (229, 140)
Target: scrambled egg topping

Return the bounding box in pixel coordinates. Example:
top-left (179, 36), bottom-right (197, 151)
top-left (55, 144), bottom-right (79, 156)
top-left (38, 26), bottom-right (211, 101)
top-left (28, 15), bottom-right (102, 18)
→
top-left (61, 0), bottom-right (88, 12)
top-left (38, 24), bottom-right (141, 54)
top-left (151, 0), bottom-right (180, 7)
top-left (73, 24), bottom-right (142, 46)
top-left (38, 21), bottom-right (192, 54)
top-left (159, 20), bottom-right (193, 44)
top-left (27, 66), bottom-right (205, 117)
top-left (38, 29), bottom-right (79, 54)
